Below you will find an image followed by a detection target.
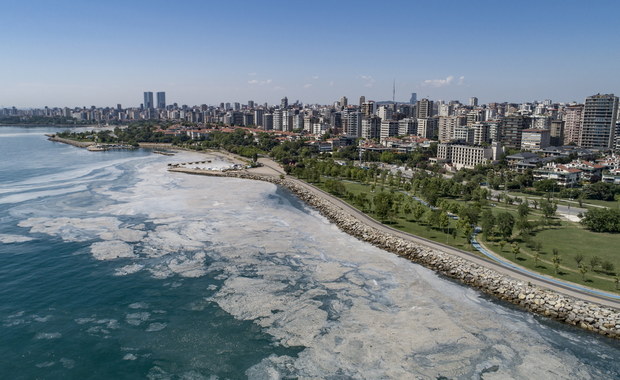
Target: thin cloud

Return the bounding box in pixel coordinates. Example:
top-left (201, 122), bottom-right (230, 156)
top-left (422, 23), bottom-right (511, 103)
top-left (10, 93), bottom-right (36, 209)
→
top-left (312, 75), bottom-right (319, 80)
top-left (422, 75), bottom-right (454, 88)
top-left (248, 79), bottom-right (272, 85)
top-left (303, 83), bottom-right (313, 88)
top-left (248, 72), bottom-right (257, 76)
top-left (458, 76), bottom-right (465, 85)
top-left (360, 75), bottom-right (376, 88)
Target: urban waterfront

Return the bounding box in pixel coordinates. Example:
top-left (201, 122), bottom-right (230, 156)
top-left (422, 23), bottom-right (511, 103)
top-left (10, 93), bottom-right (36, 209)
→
top-left (1, 126), bottom-right (619, 379)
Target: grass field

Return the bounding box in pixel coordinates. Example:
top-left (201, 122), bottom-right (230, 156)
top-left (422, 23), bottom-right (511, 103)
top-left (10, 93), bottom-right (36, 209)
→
top-left (309, 176), bottom-right (620, 293)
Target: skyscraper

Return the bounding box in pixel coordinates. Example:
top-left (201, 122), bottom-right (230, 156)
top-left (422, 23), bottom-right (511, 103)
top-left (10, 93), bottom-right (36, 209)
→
top-left (143, 92), bottom-right (154, 109)
top-left (579, 94), bottom-right (619, 149)
top-left (156, 92), bottom-right (166, 109)
top-left (469, 97), bottom-right (478, 107)
top-left (280, 97), bottom-right (288, 109)
top-left (416, 98), bottom-right (433, 118)
top-left (410, 93), bottom-right (417, 104)
top-left (563, 105), bottom-right (583, 145)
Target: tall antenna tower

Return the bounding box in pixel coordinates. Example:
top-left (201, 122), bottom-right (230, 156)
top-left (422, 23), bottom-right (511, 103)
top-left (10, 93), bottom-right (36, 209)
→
top-left (392, 79), bottom-right (396, 103)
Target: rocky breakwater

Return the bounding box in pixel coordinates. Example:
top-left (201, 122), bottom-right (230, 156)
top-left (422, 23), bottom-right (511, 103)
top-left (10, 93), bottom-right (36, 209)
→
top-left (176, 169), bottom-right (620, 339)
top-left (47, 135), bottom-right (94, 148)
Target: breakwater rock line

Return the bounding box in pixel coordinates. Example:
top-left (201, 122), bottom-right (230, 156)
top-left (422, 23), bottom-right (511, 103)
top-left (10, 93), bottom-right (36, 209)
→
top-left (47, 135), bottom-right (95, 148)
top-left (170, 168), bottom-right (620, 339)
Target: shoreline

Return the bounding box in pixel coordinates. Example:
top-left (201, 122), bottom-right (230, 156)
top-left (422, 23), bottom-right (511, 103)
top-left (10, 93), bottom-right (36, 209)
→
top-left (46, 136), bottom-right (620, 338)
top-left (169, 165), bottom-right (620, 340)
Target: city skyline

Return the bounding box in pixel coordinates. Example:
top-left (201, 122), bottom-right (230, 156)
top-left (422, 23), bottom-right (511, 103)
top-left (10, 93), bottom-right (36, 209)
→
top-left (1, 0), bottom-right (620, 108)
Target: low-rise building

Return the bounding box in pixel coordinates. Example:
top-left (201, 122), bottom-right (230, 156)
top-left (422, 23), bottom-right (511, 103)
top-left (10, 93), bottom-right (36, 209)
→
top-left (437, 142), bottom-right (502, 169)
top-left (533, 163), bottom-right (581, 187)
top-left (521, 129), bottom-right (551, 151)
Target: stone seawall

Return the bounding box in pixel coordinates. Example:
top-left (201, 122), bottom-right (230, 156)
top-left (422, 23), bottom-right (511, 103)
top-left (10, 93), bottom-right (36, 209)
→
top-left (47, 135), bottom-right (94, 148)
top-left (171, 168), bottom-right (620, 339)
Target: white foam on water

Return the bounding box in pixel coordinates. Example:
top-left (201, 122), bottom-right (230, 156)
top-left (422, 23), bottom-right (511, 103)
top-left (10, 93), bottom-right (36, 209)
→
top-left (126, 312), bottom-right (150, 326)
top-left (35, 361), bottom-right (55, 368)
top-left (9, 151), bottom-right (614, 378)
top-left (129, 302), bottom-right (149, 309)
top-left (123, 353), bottom-right (138, 361)
top-left (18, 216), bottom-right (122, 242)
top-left (0, 185), bottom-right (88, 204)
top-left (60, 358), bottom-right (75, 369)
top-left (0, 234), bottom-right (34, 243)
top-left (35, 332), bottom-right (62, 340)
top-left (115, 264), bottom-right (144, 276)
top-left (33, 315), bottom-right (52, 322)
top-left (145, 323), bottom-right (167, 332)
top-left (90, 240), bottom-right (134, 260)
top-left (75, 318), bottom-right (95, 325)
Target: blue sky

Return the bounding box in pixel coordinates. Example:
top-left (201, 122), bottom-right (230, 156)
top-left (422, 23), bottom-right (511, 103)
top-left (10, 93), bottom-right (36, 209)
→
top-left (1, 0), bottom-right (619, 108)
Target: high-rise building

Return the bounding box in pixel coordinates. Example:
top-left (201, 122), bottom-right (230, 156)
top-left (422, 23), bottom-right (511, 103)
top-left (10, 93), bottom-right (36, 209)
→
top-left (410, 93), bottom-right (417, 104)
top-left (248, 100), bottom-right (255, 109)
top-left (361, 101), bottom-right (375, 117)
top-left (359, 96), bottom-right (365, 107)
top-left (361, 116), bottom-right (381, 139)
top-left (262, 113), bottom-right (274, 130)
top-left (254, 109), bottom-right (265, 127)
top-left (280, 97), bottom-right (288, 109)
top-left (380, 120), bottom-right (399, 141)
top-left (563, 105), bottom-right (583, 145)
top-left (339, 96), bottom-right (348, 109)
top-left (398, 118), bottom-right (416, 136)
top-left (550, 120), bottom-right (564, 146)
top-left (156, 92), bottom-right (166, 109)
top-left (342, 110), bottom-right (362, 137)
top-left (469, 97), bottom-right (478, 107)
top-left (143, 92), bottom-right (154, 109)
top-left (377, 105), bottom-right (393, 121)
top-left (498, 115), bottom-right (531, 149)
top-left (417, 117), bottom-right (438, 139)
top-left (579, 94), bottom-right (619, 149)
top-left (416, 99), bottom-right (433, 118)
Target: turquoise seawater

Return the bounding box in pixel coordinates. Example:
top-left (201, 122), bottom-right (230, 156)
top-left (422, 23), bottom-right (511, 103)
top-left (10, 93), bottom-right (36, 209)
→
top-left (0, 126), bottom-right (619, 379)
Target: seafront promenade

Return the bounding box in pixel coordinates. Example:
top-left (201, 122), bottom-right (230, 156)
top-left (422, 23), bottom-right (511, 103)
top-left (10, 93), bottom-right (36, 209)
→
top-left (169, 156), bottom-right (620, 339)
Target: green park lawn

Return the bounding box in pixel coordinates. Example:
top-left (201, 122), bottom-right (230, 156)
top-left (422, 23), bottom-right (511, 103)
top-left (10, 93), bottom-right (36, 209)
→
top-left (310, 176), bottom-right (620, 293)
top-left (484, 221), bottom-right (620, 293)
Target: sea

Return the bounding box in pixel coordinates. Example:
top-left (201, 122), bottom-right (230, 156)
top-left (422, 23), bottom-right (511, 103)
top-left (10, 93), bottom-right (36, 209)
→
top-left (0, 125), bottom-right (619, 379)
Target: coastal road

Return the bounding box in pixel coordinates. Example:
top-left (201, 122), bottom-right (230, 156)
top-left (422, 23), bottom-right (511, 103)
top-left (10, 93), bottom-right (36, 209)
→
top-left (255, 158), bottom-right (620, 309)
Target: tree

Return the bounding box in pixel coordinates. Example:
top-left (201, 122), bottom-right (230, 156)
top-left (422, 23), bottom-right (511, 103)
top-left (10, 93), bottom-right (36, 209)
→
top-left (373, 192), bottom-right (394, 221)
top-left (412, 202), bottom-right (426, 221)
top-left (402, 202), bottom-right (412, 217)
top-left (589, 256), bottom-right (601, 271)
top-left (511, 243), bottom-right (520, 259)
top-left (552, 248), bottom-right (561, 274)
top-left (534, 251), bottom-right (541, 267)
top-left (579, 264), bottom-right (589, 281)
top-left (580, 208), bottom-right (620, 233)
top-left (438, 211), bottom-right (450, 233)
top-left (456, 216), bottom-right (473, 241)
top-left (496, 212), bottom-right (515, 240)
top-left (518, 202), bottom-right (530, 218)
top-left (601, 260), bottom-right (615, 275)
top-left (480, 209), bottom-right (496, 240)
top-left (574, 254), bottom-right (585, 267)
top-left (424, 209), bottom-right (441, 229)
top-left (499, 240), bottom-right (507, 252)
top-left (540, 199), bottom-right (557, 223)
